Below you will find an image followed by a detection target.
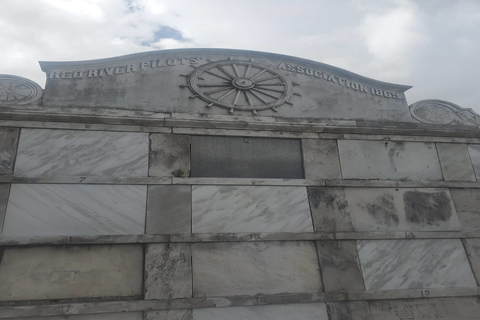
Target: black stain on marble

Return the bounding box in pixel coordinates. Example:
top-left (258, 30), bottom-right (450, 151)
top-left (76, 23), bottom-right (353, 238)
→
top-left (404, 191), bottom-right (452, 224)
top-left (364, 194), bottom-right (399, 226)
top-left (308, 187), bottom-right (348, 211)
top-left (385, 141), bottom-right (405, 161)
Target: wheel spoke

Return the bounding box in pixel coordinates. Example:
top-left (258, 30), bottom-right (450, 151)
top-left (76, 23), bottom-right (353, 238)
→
top-left (233, 89), bottom-right (242, 105)
top-left (244, 91), bottom-right (253, 106)
top-left (250, 69), bottom-right (268, 80)
top-left (232, 64), bottom-right (241, 77)
top-left (251, 88), bottom-right (281, 99)
top-left (204, 87), bottom-right (232, 95)
top-left (197, 83), bottom-right (231, 87)
top-left (203, 70), bottom-right (231, 81)
top-left (254, 83), bottom-right (285, 86)
top-left (244, 64), bottom-right (252, 78)
top-left (248, 90), bottom-right (268, 104)
top-left (216, 66), bottom-right (235, 79)
top-left (254, 86), bottom-right (285, 93)
top-left (217, 88), bottom-right (237, 101)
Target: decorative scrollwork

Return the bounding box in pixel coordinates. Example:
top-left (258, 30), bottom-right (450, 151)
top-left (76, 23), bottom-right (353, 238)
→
top-left (0, 75), bottom-right (43, 105)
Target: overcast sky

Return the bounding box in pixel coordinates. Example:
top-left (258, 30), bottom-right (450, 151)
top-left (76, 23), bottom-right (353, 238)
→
top-left (1, 0), bottom-right (479, 112)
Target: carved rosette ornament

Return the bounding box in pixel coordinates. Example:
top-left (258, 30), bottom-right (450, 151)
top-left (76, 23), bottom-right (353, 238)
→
top-left (180, 58), bottom-right (299, 115)
top-left (409, 99), bottom-right (480, 126)
top-left (0, 75), bottom-right (43, 105)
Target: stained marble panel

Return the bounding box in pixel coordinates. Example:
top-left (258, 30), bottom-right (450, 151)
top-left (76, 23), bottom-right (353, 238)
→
top-left (0, 128), bottom-right (19, 175)
top-left (468, 144), bottom-right (480, 181)
top-left (145, 310), bottom-right (192, 320)
top-left (147, 185), bottom-right (191, 234)
top-left (338, 140), bottom-right (443, 180)
top-left (0, 184), bottom-right (9, 234)
top-left (450, 189), bottom-right (480, 230)
top-left (437, 143), bottom-right (476, 181)
top-left (192, 241), bottom-right (322, 296)
top-left (369, 297), bottom-right (480, 320)
top-left (14, 129), bottom-right (149, 176)
top-left (5, 313), bottom-right (143, 320)
top-left (0, 245), bottom-right (143, 301)
top-left (192, 186), bottom-right (313, 233)
top-left (193, 303), bottom-right (328, 320)
top-left (3, 184), bottom-right (146, 236)
top-left (316, 241), bottom-right (365, 292)
top-left (357, 239), bottom-right (476, 291)
top-left (302, 139), bottom-right (342, 180)
top-left (145, 243), bottom-right (192, 299)
top-left (463, 239), bottom-right (480, 286)
top-left (346, 188), bottom-right (460, 232)
top-left (149, 133), bottom-right (191, 177)
top-left (307, 187), bottom-right (353, 232)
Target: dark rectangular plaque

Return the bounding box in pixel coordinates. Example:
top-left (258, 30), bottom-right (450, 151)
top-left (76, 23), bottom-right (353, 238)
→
top-left (191, 136), bottom-right (304, 179)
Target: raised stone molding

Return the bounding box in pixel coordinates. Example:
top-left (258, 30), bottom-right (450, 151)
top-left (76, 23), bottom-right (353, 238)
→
top-left (0, 74), bottom-right (43, 105)
top-left (410, 99), bottom-right (480, 126)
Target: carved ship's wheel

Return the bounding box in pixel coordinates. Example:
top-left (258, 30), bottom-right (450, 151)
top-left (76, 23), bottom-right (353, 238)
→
top-left (411, 103), bottom-right (456, 124)
top-left (183, 59), bottom-right (296, 114)
top-left (0, 75), bottom-right (43, 105)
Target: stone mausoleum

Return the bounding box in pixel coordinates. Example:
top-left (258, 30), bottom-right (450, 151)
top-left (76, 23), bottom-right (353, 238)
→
top-left (1, 48), bottom-right (480, 319)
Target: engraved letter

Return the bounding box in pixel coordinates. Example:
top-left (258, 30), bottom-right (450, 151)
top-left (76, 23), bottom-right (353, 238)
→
top-left (49, 71), bottom-right (61, 79)
top-left (114, 66), bottom-right (125, 74)
top-left (87, 69), bottom-right (98, 77)
top-left (61, 71), bottom-right (73, 79)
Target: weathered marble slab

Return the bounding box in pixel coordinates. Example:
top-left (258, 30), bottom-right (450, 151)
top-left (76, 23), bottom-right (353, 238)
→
top-left (3, 184), bottom-right (146, 236)
top-left (145, 243), bottom-right (192, 299)
top-left (192, 186), bottom-right (313, 233)
top-left (346, 188), bottom-right (460, 232)
top-left (307, 187), bottom-right (353, 232)
top-left (437, 143), bottom-right (476, 181)
top-left (5, 313), bottom-right (143, 320)
top-left (468, 144), bottom-right (480, 181)
top-left (369, 297), bottom-right (480, 320)
top-left (462, 239), bottom-right (480, 286)
top-left (14, 129), bottom-right (148, 176)
top-left (316, 241), bottom-right (365, 292)
top-left (193, 303), bottom-right (328, 320)
top-left (338, 140), bottom-right (443, 180)
top-left (450, 189), bottom-right (480, 230)
top-left (0, 184), bottom-right (9, 234)
top-left (145, 310), bottom-right (192, 320)
top-left (146, 185), bottom-right (191, 234)
top-left (0, 128), bottom-right (19, 175)
top-left (192, 241), bottom-right (322, 296)
top-left (302, 139), bottom-right (342, 180)
top-left (357, 239), bottom-right (476, 291)
top-left (149, 134), bottom-right (191, 177)
top-left (0, 245), bottom-right (143, 301)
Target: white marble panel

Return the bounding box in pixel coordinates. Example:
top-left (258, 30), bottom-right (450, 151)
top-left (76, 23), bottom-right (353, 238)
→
top-left (14, 129), bottom-right (149, 176)
top-left (468, 144), bottom-right (480, 181)
top-left (357, 239), bottom-right (476, 291)
top-left (193, 303), bottom-right (328, 320)
top-left (338, 140), bottom-right (443, 180)
top-left (192, 186), bottom-right (313, 233)
top-left (346, 188), bottom-right (460, 231)
top-left (192, 241), bottom-right (322, 296)
top-left (3, 184), bottom-right (146, 236)
top-left (437, 143), bottom-right (475, 181)
top-left (302, 139), bottom-right (342, 180)
top-left (6, 313), bottom-right (143, 320)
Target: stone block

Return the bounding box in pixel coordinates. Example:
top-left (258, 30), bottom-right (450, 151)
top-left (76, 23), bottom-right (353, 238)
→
top-left (338, 140), bottom-right (443, 180)
top-left (0, 184), bottom-right (9, 234)
top-left (468, 144), bottom-right (480, 181)
top-left (0, 245), bottom-right (143, 301)
top-left (3, 184), bottom-right (146, 236)
top-left (357, 239), bottom-right (476, 291)
top-left (147, 185), bottom-right (191, 234)
top-left (149, 134), bottom-right (190, 177)
top-left (326, 302), bottom-right (349, 320)
top-left (369, 297), bottom-right (480, 320)
top-left (463, 238), bottom-right (480, 286)
top-left (14, 129), bottom-right (148, 176)
top-left (145, 243), bottom-right (192, 299)
top-left (192, 186), bottom-right (313, 233)
top-left (192, 303), bottom-right (328, 320)
top-left (5, 313), bottom-right (143, 320)
top-left (307, 187), bottom-right (353, 232)
top-left (0, 128), bottom-right (19, 174)
top-left (437, 143), bottom-right (476, 181)
top-left (302, 139), bottom-right (342, 180)
top-left (346, 188), bottom-right (460, 232)
top-left (192, 241), bottom-right (322, 296)
top-left (316, 241), bottom-right (365, 292)
top-left (450, 189), bottom-right (480, 230)
top-left (145, 310), bottom-right (192, 320)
